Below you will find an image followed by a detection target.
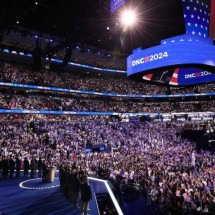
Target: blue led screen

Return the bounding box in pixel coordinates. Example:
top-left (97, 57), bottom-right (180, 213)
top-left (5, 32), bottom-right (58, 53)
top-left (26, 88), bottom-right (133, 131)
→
top-left (127, 35), bottom-right (215, 86)
top-left (182, 0), bottom-right (210, 38)
top-left (127, 40), bottom-right (215, 74)
top-left (111, 0), bottom-right (125, 13)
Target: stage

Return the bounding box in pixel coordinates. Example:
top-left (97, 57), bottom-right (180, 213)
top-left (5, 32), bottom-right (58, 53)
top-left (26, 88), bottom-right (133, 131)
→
top-left (0, 176), bottom-right (99, 215)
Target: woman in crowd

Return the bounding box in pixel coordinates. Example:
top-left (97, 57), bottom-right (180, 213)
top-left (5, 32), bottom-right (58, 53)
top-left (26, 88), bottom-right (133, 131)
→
top-left (80, 176), bottom-right (92, 215)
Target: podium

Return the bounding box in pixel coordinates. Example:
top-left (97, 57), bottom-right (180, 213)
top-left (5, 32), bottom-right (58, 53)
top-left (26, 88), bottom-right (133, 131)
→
top-left (45, 167), bottom-right (57, 183)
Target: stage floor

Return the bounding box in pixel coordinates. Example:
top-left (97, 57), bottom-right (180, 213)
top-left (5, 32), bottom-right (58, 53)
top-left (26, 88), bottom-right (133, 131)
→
top-left (0, 174), bottom-right (160, 215)
top-left (0, 176), bottom-right (98, 215)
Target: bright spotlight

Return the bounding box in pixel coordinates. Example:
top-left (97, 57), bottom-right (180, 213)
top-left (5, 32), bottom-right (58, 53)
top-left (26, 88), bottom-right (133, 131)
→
top-left (121, 10), bottom-right (136, 26)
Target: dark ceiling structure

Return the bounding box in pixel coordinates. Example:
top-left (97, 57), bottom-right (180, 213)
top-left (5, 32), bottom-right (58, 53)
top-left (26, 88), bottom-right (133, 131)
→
top-left (0, 0), bottom-right (112, 50)
top-left (0, 0), bottom-right (211, 54)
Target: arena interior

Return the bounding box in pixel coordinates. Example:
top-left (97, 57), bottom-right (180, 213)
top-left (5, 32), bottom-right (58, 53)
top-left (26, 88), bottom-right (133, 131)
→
top-left (0, 0), bottom-right (215, 215)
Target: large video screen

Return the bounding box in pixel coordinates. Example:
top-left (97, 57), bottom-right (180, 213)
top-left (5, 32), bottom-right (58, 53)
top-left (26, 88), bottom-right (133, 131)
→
top-left (127, 35), bottom-right (215, 86)
top-left (127, 40), bottom-right (215, 75)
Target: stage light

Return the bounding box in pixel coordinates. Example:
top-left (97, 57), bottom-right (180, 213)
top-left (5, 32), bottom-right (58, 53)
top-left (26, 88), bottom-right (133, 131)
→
top-left (121, 10), bottom-right (136, 26)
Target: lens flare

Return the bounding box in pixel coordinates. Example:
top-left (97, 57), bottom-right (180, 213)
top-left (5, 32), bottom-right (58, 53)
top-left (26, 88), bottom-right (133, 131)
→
top-left (121, 10), bottom-right (137, 26)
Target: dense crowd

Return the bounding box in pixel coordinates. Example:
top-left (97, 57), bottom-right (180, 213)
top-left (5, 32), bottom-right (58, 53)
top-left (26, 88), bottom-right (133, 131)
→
top-left (1, 60), bottom-right (215, 214)
top-left (71, 54), bottom-right (126, 71)
top-left (0, 94), bottom-right (215, 113)
top-left (0, 115), bottom-right (215, 214)
top-left (1, 62), bottom-right (215, 96)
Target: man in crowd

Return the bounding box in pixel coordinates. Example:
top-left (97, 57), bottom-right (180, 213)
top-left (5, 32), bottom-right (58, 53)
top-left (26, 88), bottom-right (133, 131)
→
top-left (70, 168), bottom-right (81, 209)
top-left (15, 156), bottom-right (21, 178)
top-left (37, 157), bottom-right (43, 178)
top-left (23, 157), bottom-right (30, 178)
top-left (30, 157), bottom-right (37, 178)
top-left (2, 156), bottom-right (9, 178)
top-left (9, 156), bottom-right (15, 178)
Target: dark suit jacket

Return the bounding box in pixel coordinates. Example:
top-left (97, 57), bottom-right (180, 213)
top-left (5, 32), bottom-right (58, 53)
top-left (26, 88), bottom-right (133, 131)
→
top-left (81, 183), bottom-right (92, 202)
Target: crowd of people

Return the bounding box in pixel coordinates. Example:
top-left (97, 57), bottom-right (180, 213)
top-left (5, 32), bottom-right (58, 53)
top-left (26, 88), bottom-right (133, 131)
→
top-left (59, 165), bottom-right (93, 215)
top-left (1, 60), bottom-right (215, 214)
top-left (1, 62), bottom-right (215, 96)
top-left (1, 93), bottom-right (215, 113)
top-left (0, 114), bottom-right (215, 214)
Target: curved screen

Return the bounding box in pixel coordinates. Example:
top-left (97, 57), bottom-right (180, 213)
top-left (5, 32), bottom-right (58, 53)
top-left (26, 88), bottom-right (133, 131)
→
top-left (127, 35), bottom-right (215, 86)
top-left (127, 36), bottom-right (215, 75)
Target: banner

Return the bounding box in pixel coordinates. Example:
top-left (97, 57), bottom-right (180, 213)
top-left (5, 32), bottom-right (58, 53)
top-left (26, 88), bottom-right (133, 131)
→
top-left (0, 109), bottom-right (215, 122)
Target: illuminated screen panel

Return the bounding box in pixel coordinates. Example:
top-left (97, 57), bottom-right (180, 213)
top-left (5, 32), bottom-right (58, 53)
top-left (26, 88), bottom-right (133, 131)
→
top-left (177, 68), bottom-right (215, 85)
top-left (110, 0), bottom-right (125, 14)
top-left (143, 68), bottom-right (215, 86)
top-left (127, 39), bottom-right (215, 75)
top-left (182, 0), bottom-right (210, 38)
top-left (127, 35), bottom-right (215, 86)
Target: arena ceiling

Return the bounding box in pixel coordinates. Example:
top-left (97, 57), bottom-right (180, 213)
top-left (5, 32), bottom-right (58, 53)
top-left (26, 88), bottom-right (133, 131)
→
top-left (0, 0), bottom-right (211, 54)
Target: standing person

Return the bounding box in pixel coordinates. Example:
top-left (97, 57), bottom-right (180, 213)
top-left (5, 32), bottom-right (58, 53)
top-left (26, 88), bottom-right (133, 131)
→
top-left (2, 156), bottom-right (9, 178)
top-left (80, 176), bottom-right (92, 215)
top-left (30, 157), bottom-right (37, 178)
top-left (37, 157), bottom-right (43, 178)
top-left (9, 156), bottom-right (15, 177)
top-left (15, 156), bottom-right (22, 178)
top-left (23, 157), bottom-right (30, 178)
top-left (78, 166), bottom-right (86, 184)
top-left (191, 150), bottom-right (196, 166)
top-left (59, 163), bottom-right (64, 193)
top-left (0, 156), bottom-right (2, 177)
top-left (71, 169), bottom-right (80, 208)
top-left (42, 161), bottom-right (48, 182)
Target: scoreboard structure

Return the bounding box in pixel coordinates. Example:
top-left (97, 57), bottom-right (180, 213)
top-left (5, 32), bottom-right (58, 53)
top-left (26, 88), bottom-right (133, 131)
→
top-left (127, 0), bottom-right (215, 86)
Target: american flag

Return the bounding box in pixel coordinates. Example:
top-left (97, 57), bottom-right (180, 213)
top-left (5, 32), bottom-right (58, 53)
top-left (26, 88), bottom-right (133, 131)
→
top-left (182, 0), bottom-right (210, 38)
